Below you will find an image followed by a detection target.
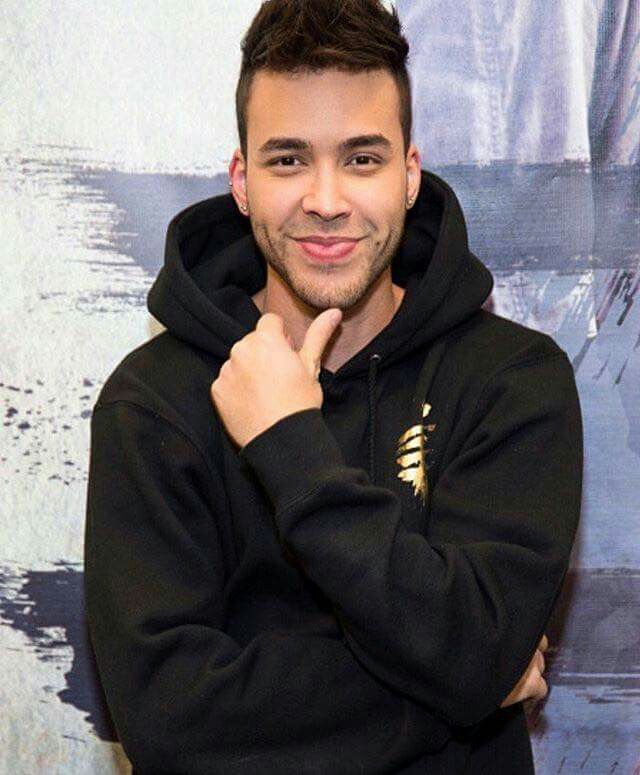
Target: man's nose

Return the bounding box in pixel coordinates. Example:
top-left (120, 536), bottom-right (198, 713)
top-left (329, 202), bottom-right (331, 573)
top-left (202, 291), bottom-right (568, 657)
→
top-left (301, 170), bottom-right (351, 220)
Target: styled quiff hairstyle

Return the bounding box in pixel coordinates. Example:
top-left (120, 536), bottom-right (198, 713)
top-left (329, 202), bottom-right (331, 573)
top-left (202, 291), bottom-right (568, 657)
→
top-left (235, 0), bottom-right (412, 160)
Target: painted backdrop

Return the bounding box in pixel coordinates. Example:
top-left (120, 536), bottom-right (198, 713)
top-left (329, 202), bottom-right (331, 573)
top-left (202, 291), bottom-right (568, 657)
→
top-left (1, 1), bottom-right (638, 772)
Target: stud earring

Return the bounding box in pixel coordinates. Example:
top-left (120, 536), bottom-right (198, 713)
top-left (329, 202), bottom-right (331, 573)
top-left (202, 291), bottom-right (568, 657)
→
top-left (229, 182), bottom-right (248, 213)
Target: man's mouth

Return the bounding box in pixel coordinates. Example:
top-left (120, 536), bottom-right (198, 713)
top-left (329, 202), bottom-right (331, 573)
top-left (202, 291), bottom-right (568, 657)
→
top-left (295, 236), bottom-right (362, 245)
top-left (294, 237), bottom-right (360, 261)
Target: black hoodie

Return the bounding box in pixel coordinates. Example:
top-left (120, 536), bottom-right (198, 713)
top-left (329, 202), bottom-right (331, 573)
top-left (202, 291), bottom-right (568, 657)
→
top-left (84, 169), bottom-right (583, 774)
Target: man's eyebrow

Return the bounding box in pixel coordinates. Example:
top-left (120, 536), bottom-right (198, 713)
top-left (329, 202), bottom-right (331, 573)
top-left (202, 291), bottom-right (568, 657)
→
top-left (257, 134), bottom-right (393, 155)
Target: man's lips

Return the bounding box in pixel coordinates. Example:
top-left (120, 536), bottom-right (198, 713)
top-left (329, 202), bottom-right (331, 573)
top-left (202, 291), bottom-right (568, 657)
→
top-left (294, 236), bottom-right (361, 245)
top-left (294, 236), bottom-right (361, 260)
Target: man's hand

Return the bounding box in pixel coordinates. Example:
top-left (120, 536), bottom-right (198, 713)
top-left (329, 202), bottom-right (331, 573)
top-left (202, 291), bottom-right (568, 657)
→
top-left (210, 308), bottom-right (343, 450)
top-left (500, 634), bottom-right (549, 710)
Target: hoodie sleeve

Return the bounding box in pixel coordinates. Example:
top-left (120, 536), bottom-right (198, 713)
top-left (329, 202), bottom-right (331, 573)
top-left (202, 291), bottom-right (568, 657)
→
top-left (238, 349), bottom-right (584, 728)
top-left (84, 400), bottom-right (455, 775)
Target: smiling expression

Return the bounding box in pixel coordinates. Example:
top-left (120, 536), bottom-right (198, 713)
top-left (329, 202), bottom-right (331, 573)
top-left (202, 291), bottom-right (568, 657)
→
top-left (232, 67), bottom-right (421, 313)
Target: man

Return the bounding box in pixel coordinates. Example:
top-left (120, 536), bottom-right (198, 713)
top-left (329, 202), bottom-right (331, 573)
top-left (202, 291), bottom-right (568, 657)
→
top-left (84, 1), bottom-right (582, 773)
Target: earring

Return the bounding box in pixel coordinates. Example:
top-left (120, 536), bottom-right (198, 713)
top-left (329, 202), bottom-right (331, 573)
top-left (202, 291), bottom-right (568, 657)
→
top-left (230, 181), bottom-right (248, 213)
top-left (407, 196), bottom-right (415, 208)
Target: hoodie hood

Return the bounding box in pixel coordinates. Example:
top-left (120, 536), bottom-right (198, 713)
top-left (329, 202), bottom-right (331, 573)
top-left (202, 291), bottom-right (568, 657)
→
top-left (147, 168), bottom-right (494, 491)
top-left (148, 168), bottom-right (492, 370)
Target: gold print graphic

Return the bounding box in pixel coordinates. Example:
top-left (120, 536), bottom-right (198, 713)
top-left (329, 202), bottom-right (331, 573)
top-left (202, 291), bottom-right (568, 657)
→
top-left (396, 402), bottom-right (436, 505)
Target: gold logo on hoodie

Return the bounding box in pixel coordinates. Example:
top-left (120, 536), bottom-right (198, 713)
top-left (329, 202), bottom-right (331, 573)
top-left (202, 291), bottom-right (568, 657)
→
top-left (396, 402), bottom-right (436, 505)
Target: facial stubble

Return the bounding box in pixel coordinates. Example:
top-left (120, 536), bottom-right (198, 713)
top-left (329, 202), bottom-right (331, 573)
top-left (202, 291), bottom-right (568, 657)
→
top-left (250, 211), bottom-right (407, 314)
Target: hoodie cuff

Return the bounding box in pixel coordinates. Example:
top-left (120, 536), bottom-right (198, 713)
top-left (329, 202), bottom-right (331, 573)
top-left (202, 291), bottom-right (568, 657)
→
top-left (238, 408), bottom-right (347, 513)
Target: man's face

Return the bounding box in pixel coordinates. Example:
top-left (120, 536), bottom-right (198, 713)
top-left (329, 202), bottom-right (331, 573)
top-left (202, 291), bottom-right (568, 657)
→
top-left (235, 67), bottom-right (420, 313)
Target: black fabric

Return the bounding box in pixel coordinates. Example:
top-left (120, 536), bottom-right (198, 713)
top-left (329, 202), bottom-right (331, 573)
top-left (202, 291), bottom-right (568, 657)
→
top-left (85, 168), bottom-right (582, 773)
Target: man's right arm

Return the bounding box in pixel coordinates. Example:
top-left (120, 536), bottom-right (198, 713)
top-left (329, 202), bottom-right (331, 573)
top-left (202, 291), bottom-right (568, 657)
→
top-left (84, 400), bottom-right (456, 775)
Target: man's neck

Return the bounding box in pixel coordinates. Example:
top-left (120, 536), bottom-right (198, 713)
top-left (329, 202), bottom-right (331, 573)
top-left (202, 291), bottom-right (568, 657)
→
top-left (251, 275), bottom-right (405, 374)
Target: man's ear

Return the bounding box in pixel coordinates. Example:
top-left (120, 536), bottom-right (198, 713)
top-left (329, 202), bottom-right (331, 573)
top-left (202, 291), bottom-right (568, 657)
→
top-left (228, 149), bottom-right (249, 214)
top-left (405, 142), bottom-right (422, 203)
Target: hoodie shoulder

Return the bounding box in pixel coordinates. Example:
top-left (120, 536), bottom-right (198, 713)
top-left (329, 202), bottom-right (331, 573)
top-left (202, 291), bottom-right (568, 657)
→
top-left (435, 307), bottom-right (573, 433)
top-left (451, 307), bottom-right (569, 374)
top-left (94, 330), bottom-right (221, 455)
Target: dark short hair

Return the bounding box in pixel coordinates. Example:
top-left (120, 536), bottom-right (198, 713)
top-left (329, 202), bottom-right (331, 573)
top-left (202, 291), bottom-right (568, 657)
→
top-left (235, 0), bottom-right (412, 160)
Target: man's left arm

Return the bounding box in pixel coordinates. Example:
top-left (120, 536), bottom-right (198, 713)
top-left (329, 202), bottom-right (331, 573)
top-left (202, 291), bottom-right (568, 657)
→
top-left (237, 350), bottom-right (583, 728)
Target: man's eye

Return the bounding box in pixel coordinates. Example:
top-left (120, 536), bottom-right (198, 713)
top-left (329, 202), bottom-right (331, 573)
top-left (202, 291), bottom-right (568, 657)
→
top-left (348, 155), bottom-right (379, 166)
top-left (270, 156), bottom-right (300, 167)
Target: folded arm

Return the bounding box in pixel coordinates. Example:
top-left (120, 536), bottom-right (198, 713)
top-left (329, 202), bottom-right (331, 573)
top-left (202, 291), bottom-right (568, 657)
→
top-left (239, 350), bottom-right (583, 727)
top-left (84, 401), bottom-right (455, 775)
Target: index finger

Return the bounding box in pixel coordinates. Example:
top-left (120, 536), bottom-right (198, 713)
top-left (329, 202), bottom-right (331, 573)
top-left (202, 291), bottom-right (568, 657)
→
top-left (255, 312), bottom-right (286, 338)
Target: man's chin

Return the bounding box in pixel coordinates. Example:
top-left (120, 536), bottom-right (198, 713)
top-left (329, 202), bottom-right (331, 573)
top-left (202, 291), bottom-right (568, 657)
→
top-left (263, 251), bottom-right (374, 312)
top-left (292, 279), bottom-right (373, 315)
